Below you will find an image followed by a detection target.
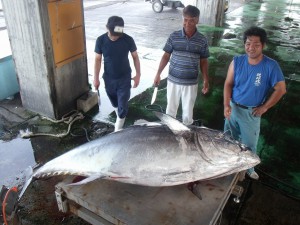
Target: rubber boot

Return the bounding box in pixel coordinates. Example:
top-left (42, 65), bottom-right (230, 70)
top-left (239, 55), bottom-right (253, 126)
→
top-left (114, 116), bottom-right (125, 132)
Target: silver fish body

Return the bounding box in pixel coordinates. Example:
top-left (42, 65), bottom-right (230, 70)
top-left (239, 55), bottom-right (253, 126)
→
top-left (32, 112), bottom-right (260, 186)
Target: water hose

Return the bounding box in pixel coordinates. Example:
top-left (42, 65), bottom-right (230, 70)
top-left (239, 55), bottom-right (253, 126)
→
top-left (2, 186), bottom-right (18, 225)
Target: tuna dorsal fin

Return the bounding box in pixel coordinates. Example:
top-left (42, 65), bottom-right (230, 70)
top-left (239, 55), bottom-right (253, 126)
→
top-left (154, 111), bottom-right (191, 136)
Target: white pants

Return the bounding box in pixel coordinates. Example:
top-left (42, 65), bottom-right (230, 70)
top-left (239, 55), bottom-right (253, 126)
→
top-left (166, 81), bottom-right (198, 125)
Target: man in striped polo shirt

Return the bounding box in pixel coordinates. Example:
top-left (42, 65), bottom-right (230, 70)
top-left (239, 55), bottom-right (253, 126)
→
top-left (153, 5), bottom-right (209, 125)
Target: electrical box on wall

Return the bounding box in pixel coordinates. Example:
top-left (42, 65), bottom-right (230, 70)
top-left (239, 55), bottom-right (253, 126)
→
top-left (48, 0), bottom-right (85, 68)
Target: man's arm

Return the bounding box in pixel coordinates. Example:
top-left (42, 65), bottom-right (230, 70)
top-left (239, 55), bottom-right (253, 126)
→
top-left (252, 81), bottom-right (286, 117)
top-left (200, 58), bottom-right (209, 94)
top-left (153, 52), bottom-right (171, 86)
top-left (131, 50), bottom-right (141, 88)
top-left (223, 60), bottom-right (234, 119)
top-left (94, 53), bottom-right (102, 90)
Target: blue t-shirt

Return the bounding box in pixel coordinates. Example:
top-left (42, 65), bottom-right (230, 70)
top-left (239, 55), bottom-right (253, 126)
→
top-left (94, 33), bottom-right (137, 80)
top-left (163, 29), bottom-right (209, 85)
top-left (232, 54), bottom-right (285, 106)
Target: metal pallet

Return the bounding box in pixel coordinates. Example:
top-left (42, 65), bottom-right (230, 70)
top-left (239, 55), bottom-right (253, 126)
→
top-left (55, 173), bottom-right (242, 225)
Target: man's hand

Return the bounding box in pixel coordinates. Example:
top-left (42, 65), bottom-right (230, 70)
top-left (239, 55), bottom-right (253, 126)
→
top-left (132, 75), bottom-right (140, 88)
top-left (202, 81), bottom-right (209, 94)
top-left (252, 105), bottom-right (268, 117)
top-left (224, 105), bottom-right (231, 119)
top-left (94, 79), bottom-right (100, 90)
top-left (153, 74), bottom-right (161, 86)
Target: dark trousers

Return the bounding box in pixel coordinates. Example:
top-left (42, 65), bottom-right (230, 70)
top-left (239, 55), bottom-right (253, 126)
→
top-left (104, 77), bottom-right (131, 119)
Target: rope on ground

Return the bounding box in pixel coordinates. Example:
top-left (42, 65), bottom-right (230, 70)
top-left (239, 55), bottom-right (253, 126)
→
top-left (19, 110), bottom-right (84, 138)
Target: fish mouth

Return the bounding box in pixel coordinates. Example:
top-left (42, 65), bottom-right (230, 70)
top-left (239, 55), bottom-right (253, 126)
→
top-left (239, 152), bottom-right (261, 169)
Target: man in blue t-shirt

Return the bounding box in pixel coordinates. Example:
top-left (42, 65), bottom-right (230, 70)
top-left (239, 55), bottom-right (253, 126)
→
top-left (223, 26), bottom-right (286, 180)
top-left (94, 16), bottom-right (141, 131)
top-left (153, 5), bottom-right (209, 125)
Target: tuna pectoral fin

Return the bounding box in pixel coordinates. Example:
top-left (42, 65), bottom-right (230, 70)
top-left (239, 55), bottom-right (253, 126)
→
top-left (66, 174), bottom-right (104, 186)
top-left (18, 176), bottom-right (33, 201)
top-left (18, 166), bottom-right (34, 201)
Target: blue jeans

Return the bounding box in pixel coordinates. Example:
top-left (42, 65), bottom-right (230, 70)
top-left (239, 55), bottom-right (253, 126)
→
top-left (104, 77), bottom-right (131, 119)
top-left (224, 101), bottom-right (261, 173)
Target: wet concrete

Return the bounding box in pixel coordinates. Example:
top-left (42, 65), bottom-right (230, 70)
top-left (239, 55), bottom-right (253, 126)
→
top-left (1, 0), bottom-right (300, 224)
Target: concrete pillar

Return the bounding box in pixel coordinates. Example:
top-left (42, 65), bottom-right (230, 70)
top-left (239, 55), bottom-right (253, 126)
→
top-left (1, 0), bottom-right (89, 119)
top-left (195, 0), bottom-right (226, 27)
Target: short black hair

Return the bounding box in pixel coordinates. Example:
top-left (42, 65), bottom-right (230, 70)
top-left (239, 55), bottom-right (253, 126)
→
top-left (183, 5), bottom-right (200, 18)
top-left (243, 26), bottom-right (267, 44)
top-left (106, 16), bottom-right (124, 36)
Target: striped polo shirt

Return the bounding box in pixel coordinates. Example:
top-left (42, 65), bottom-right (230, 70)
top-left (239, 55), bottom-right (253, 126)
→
top-left (163, 29), bottom-right (209, 85)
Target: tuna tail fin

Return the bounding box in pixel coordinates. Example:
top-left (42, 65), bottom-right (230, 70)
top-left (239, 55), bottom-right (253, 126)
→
top-left (153, 111), bottom-right (191, 136)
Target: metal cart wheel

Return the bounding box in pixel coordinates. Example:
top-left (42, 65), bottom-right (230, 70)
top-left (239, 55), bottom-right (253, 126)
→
top-left (152, 0), bottom-right (163, 13)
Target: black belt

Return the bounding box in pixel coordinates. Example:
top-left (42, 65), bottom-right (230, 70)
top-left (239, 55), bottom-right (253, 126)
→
top-left (232, 101), bottom-right (253, 109)
top-left (234, 102), bottom-right (249, 109)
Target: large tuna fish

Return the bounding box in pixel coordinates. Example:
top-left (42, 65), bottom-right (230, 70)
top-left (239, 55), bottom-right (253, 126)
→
top-left (28, 112), bottom-right (260, 186)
